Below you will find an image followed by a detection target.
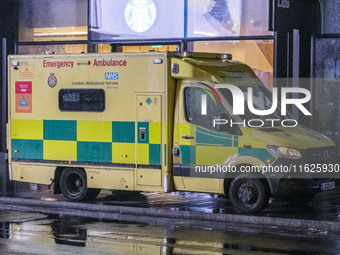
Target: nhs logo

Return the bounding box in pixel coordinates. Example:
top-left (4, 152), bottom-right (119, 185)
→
top-left (105, 72), bottom-right (119, 80)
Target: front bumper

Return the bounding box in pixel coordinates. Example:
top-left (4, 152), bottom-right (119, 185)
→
top-left (267, 150), bottom-right (338, 197)
top-left (277, 178), bottom-right (336, 198)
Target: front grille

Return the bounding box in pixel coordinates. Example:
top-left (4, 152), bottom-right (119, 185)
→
top-left (304, 146), bottom-right (336, 164)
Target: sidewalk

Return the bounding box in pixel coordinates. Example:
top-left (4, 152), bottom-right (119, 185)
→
top-left (1, 189), bottom-right (340, 233)
top-left (1, 164), bottom-right (340, 233)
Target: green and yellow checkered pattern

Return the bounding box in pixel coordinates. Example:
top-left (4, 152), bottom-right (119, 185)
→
top-left (11, 119), bottom-right (162, 166)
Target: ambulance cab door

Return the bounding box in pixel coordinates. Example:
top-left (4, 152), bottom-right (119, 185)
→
top-left (136, 95), bottom-right (162, 187)
top-left (176, 84), bottom-right (236, 193)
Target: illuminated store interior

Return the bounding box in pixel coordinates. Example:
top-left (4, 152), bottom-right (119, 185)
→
top-left (17, 0), bottom-right (274, 87)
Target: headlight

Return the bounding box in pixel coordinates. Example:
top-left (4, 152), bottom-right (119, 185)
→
top-left (267, 145), bottom-right (302, 159)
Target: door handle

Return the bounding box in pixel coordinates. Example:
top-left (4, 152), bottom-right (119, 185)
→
top-left (182, 135), bottom-right (194, 140)
top-left (140, 130), bottom-right (146, 140)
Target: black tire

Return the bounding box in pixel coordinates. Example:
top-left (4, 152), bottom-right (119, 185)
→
top-left (229, 173), bottom-right (269, 213)
top-left (85, 189), bottom-right (101, 200)
top-left (60, 168), bottom-right (88, 202)
top-left (286, 193), bottom-right (315, 205)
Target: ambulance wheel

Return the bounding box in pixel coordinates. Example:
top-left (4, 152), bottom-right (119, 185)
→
top-left (60, 168), bottom-right (88, 202)
top-left (229, 174), bottom-right (269, 213)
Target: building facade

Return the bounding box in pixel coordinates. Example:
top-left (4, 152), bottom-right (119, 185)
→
top-left (1, 0), bottom-right (340, 151)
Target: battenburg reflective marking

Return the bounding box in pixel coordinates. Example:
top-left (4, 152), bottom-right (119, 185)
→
top-left (11, 119), bottom-right (161, 167)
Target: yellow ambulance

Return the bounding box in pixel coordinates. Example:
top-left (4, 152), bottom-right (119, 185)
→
top-left (7, 52), bottom-right (336, 213)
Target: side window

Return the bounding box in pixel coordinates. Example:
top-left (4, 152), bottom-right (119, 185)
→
top-left (185, 87), bottom-right (212, 129)
top-left (59, 89), bottom-right (105, 112)
top-left (184, 87), bottom-right (231, 132)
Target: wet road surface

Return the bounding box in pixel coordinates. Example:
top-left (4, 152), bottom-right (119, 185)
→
top-left (0, 210), bottom-right (339, 255)
top-left (1, 162), bottom-right (340, 222)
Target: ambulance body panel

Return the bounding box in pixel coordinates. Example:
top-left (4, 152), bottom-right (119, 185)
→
top-left (7, 52), bottom-right (336, 213)
top-left (9, 53), bottom-right (173, 193)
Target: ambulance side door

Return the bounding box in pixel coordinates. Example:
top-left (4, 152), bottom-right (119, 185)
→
top-left (175, 85), bottom-right (236, 193)
top-left (136, 95), bottom-right (162, 187)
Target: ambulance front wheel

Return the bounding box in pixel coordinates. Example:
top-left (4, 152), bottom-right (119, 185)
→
top-left (229, 173), bottom-right (269, 213)
top-left (60, 168), bottom-right (88, 202)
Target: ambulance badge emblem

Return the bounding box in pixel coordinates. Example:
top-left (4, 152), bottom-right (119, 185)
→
top-left (48, 73), bottom-right (57, 88)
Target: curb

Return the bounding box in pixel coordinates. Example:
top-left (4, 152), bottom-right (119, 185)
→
top-left (0, 197), bottom-right (339, 233)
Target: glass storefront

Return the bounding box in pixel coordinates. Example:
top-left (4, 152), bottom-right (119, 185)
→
top-left (90, 0), bottom-right (185, 41)
top-left (16, 0), bottom-right (274, 84)
top-left (97, 44), bottom-right (178, 53)
top-left (18, 0), bottom-right (88, 42)
top-left (122, 45), bottom-right (178, 53)
top-left (194, 40), bottom-right (274, 89)
top-left (188, 0), bottom-right (273, 38)
top-left (313, 37), bottom-right (340, 155)
top-left (18, 44), bottom-right (87, 54)
top-left (97, 44), bottom-right (112, 53)
top-left (322, 0), bottom-right (340, 34)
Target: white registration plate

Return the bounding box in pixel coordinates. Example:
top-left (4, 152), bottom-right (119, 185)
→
top-left (320, 181), bottom-right (336, 191)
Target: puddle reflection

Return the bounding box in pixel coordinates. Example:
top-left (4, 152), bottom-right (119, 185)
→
top-left (0, 213), bottom-right (339, 255)
top-left (50, 216), bottom-right (88, 247)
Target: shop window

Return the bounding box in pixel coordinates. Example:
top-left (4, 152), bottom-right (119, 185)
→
top-left (313, 37), bottom-right (340, 155)
top-left (322, 1), bottom-right (340, 34)
top-left (18, 0), bottom-right (88, 42)
top-left (188, 0), bottom-right (273, 38)
top-left (194, 40), bottom-right (274, 90)
top-left (122, 45), bottom-right (178, 53)
top-left (59, 89), bottom-right (105, 112)
top-left (97, 44), bottom-right (179, 53)
top-left (89, 0), bottom-right (184, 41)
top-left (18, 44), bottom-right (87, 55)
top-left (98, 44), bottom-right (112, 53)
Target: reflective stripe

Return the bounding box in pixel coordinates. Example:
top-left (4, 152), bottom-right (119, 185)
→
top-left (10, 119), bottom-right (162, 166)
